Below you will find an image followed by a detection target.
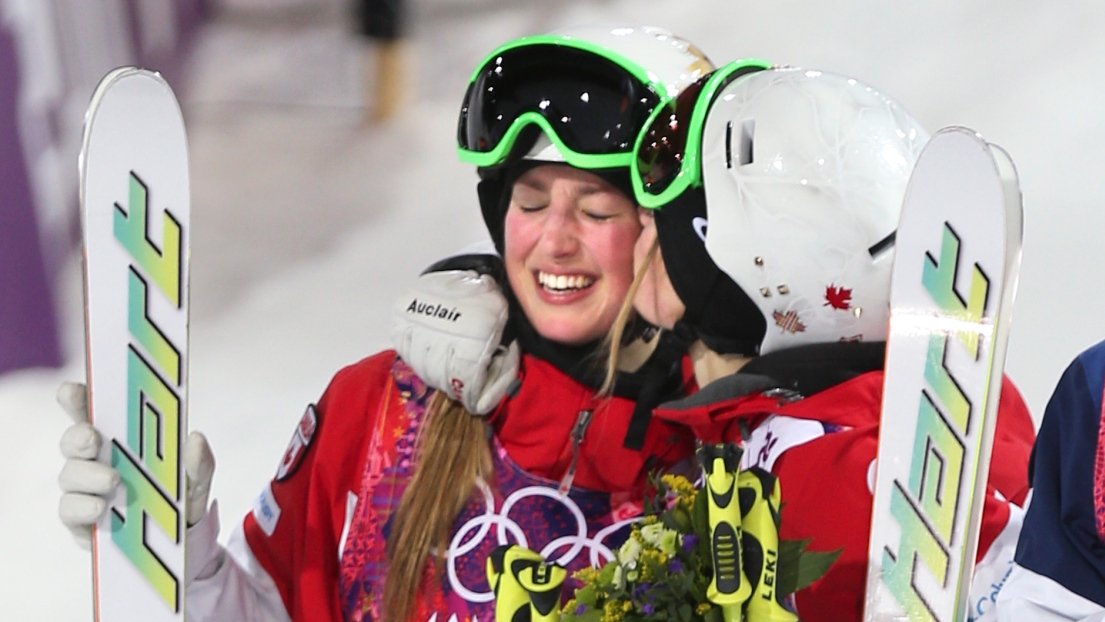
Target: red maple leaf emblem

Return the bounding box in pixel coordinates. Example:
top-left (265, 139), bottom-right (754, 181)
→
top-left (824, 285), bottom-right (853, 310)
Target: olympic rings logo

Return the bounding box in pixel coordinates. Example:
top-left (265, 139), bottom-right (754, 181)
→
top-left (445, 482), bottom-right (638, 603)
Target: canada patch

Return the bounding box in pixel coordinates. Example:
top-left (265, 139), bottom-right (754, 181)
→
top-left (276, 404), bottom-right (318, 481)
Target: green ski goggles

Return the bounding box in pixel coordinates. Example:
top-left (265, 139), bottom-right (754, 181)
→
top-left (457, 37), bottom-right (770, 208)
top-left (631, 59), bottom-right (770, 209)
top-left (457, 36), bottom-right (672, 171)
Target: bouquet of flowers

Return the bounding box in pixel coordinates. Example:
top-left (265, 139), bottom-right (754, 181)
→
top-left (560, 444), bottom-right (839, 622)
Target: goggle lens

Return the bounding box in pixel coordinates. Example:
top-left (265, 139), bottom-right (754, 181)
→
top-left (632, 60), bottom-right (770, 208)
top-left (458, 44), bottom-right (661, 163)
top-left (635, 75), bottom-right (709, 195)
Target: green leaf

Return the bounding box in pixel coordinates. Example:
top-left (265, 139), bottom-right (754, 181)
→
top-left (598, 561), bottom-right (617, 584)
top-left (794, 548), bottom-right (842, 592)
top-left (776, 539), bottom-right (809, 597)
top-left (776, 537), bottom-right (841, 596)
top-left (573, 583), bottom-right (600, 607)
top-left (692, 488), bottom-right (710, 538)
top-left (644, 470), bottom-right (666, 515)
top-left (661, 511), bottom-right (684, 533)
top-left (688, 579), bottom-right (707, 603)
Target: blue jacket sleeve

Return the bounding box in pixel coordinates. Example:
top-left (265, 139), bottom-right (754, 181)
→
top-left (1014, 339), bottom-right (1105, 606)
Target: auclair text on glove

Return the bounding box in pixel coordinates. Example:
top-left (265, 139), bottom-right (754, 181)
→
top-left (406, 298), bottom-right (462, 322)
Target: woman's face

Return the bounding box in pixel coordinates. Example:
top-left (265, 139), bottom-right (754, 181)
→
top-left (503, 164), bottom-right (641, 346)
top-left (633, 208), bottom-right (686, 329)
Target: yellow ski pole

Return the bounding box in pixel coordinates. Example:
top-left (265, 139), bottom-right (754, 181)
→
top-left (739, 467), bottom-right (797, 622)
top-left (486, 544), bottom-right (567, 622)
top-left (698, 443), bottom-right (752, 621)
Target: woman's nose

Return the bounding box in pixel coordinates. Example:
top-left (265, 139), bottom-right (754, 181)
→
top-left (539, 203), bottom-right (581, 257)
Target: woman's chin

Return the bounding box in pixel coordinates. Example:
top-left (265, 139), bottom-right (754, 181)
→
top-left (530, 319), bottom-right (605, 347)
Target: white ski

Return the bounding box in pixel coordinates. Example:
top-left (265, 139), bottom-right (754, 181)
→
top-left (79, 67), bottom-right (190, 621)
top-left (864, 127), bottom-right (1023, 621)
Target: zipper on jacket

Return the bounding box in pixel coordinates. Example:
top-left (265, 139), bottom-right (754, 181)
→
top-left (558, 409), bottom-right (594, 496)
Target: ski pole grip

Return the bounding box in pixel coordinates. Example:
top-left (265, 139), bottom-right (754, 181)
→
top-left (739, 468), bottom-right (797, 622)
top-left (485, 544), bottom-right (566, 622)
top-left (697, 443), bottom-right (752, 609)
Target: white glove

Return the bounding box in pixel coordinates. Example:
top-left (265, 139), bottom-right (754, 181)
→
top-left (391, 269), bottom-right (520, 415)
top-left (57, 381), bottom-right (216, 549)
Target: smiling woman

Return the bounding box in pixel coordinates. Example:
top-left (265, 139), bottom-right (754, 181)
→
top-left (503, 163), bottom-right (641, 346)
top-left (368, 26), bottom-right (720, 621)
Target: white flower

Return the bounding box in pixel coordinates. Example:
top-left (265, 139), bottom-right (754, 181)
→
top-left (618, 536), bottom-right (642, 569)
top-left (658, 530), bottom-right (679, 557)
top-left (640, 523), bottom-right (679, 557)
top-left (639, 523), bottom-right (665, 547)
top-left (613, 564), bottom-right (625, 589)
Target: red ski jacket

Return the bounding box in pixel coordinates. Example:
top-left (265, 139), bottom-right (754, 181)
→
top-left (217, 350), bottom-right (696, 621)
top-left (652, 361), bottom-right (1035, 622)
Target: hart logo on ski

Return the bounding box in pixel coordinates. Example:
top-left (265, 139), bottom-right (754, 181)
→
top-left (110, 173), bottom-right (186, 602)
top-left (864, 128), bottom-right (1023, 622)
top-left (81, 67), bottom-right (191, 621)
top-left (880, 223), bottom-right (990, 619)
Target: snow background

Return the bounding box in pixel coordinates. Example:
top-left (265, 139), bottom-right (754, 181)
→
top-left (3, 0), bottom-right (1103, 617)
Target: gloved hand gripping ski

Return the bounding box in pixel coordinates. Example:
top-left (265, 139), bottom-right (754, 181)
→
top-left (57, 381), bottom-right (216, 548)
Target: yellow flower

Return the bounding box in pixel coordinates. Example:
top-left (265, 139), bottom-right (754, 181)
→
top-left (635, 548), bottom-right (667, 582)
top-left (574, 567), bottom-right (599, 583)
top-left (601, 599), bottom-right (626, 622)
top-left (661, 473), bottom-right (696, 497)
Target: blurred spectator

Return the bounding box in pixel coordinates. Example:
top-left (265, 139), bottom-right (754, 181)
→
top-left (354, 0), bottom-right (406, 123)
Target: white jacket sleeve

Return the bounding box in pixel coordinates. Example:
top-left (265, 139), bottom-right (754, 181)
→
top-left (980, 493), bottom-right (1105, 622)
top-left (184, 500), bottom-right (291, 622)
top-left (994, 563), bottom-right (1105, 622)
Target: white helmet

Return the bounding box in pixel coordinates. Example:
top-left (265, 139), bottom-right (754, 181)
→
top-left (697, 67), bottom-right (929, 355)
